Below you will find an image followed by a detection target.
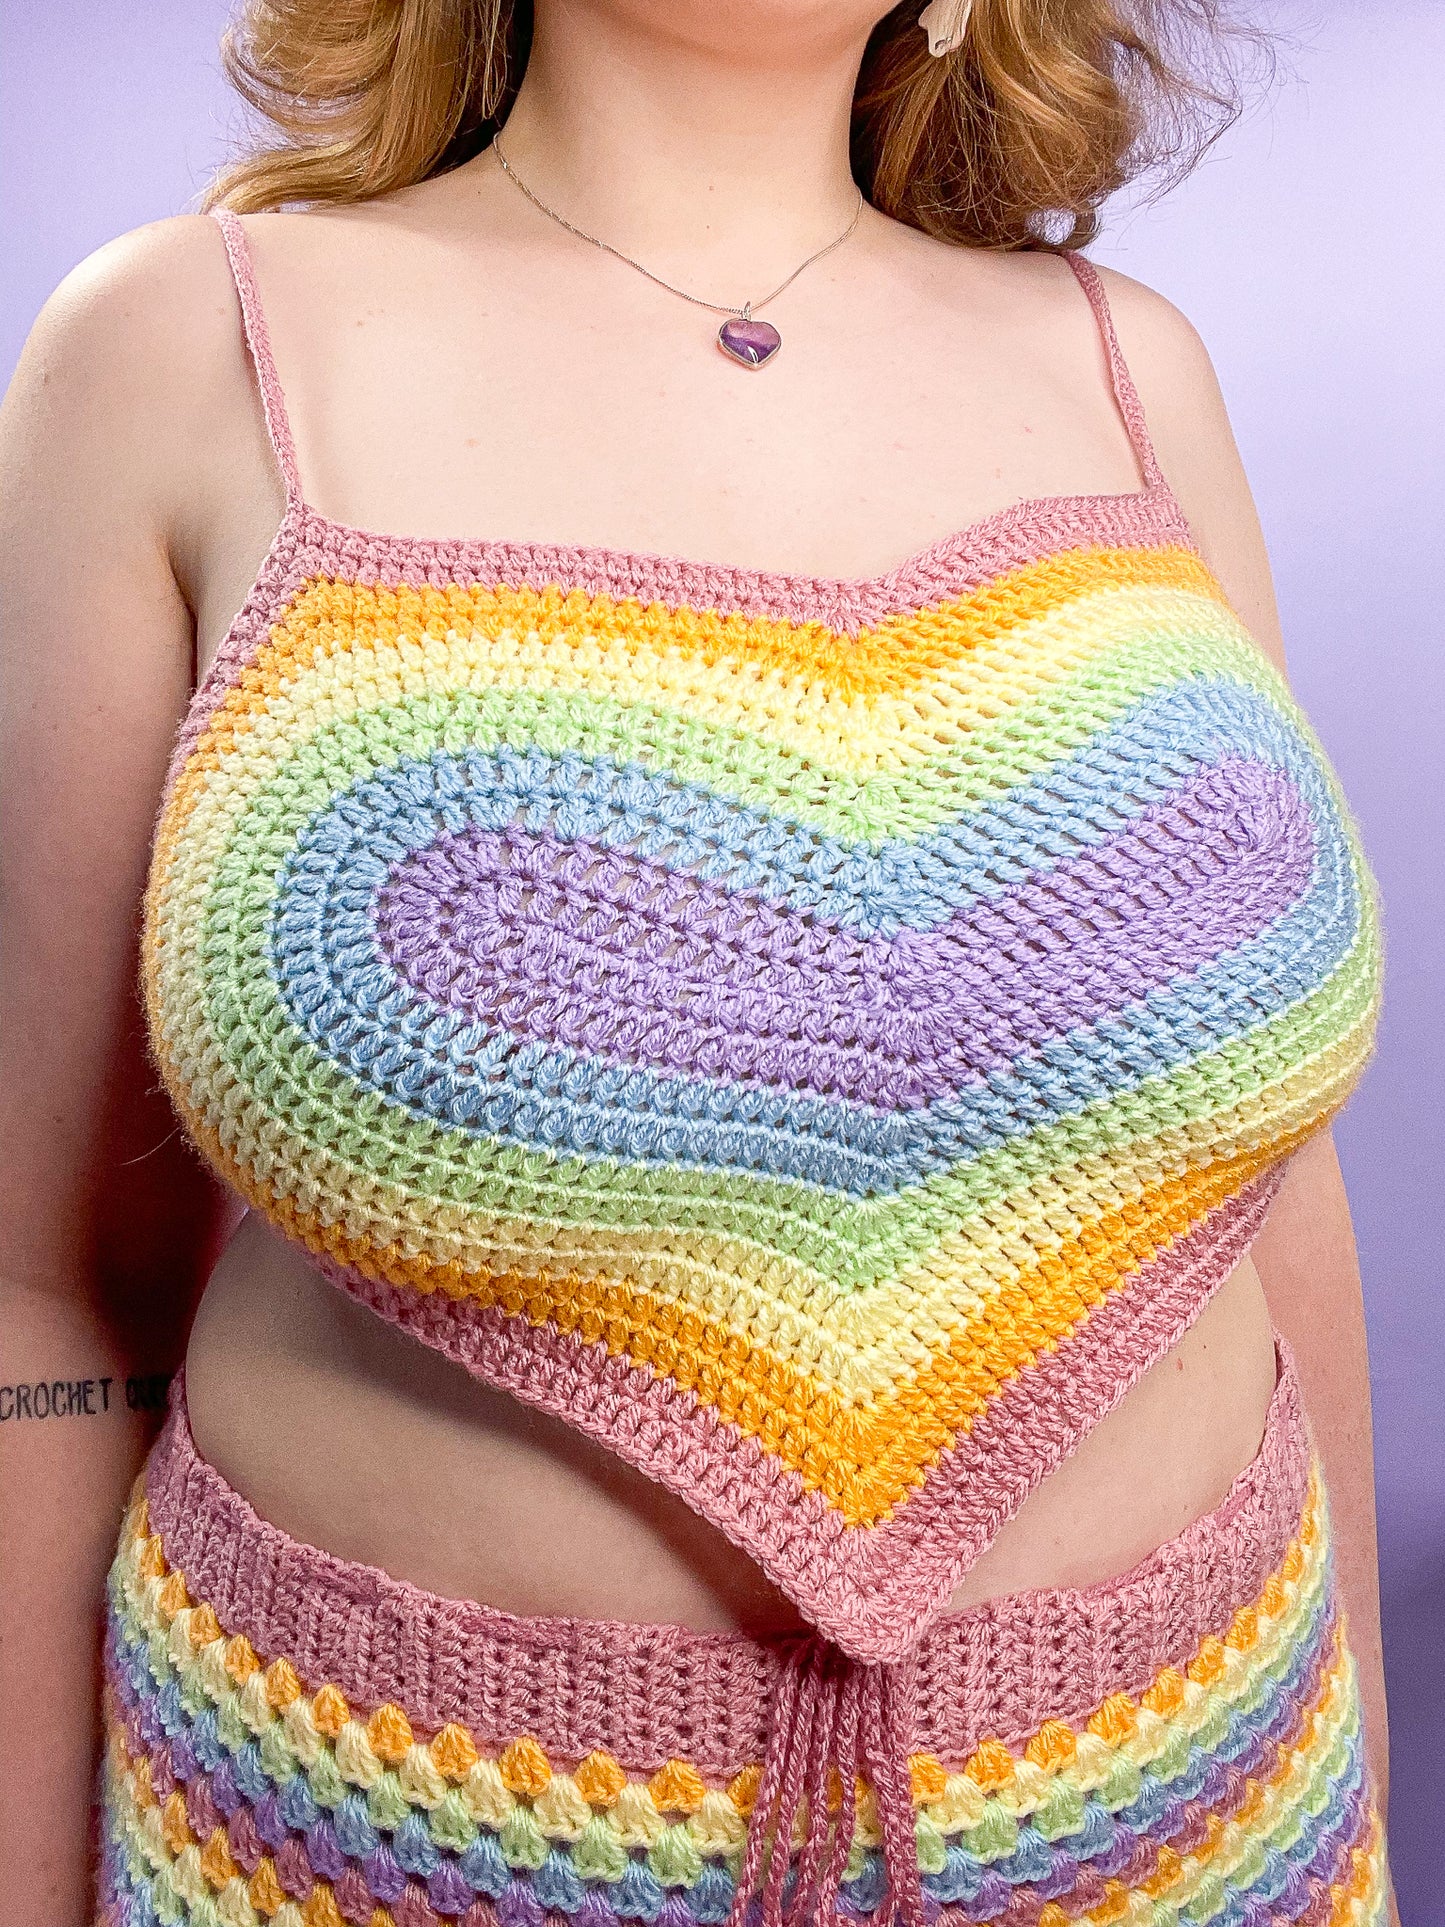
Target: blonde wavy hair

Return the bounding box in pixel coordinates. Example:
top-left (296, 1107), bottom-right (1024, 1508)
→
top-left (206, 0), bottom-right (1264, 251)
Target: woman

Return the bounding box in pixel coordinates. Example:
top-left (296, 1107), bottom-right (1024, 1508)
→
top-left (0, 0), bottom-right (1396, 1921)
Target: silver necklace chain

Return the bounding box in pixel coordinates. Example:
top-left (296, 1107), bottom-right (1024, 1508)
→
top-left (491, 135), bottom-right (865, 322)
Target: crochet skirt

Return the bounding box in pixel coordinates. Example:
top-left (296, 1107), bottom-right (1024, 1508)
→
top-left (96, 1341), bottom-right (1389, 1927)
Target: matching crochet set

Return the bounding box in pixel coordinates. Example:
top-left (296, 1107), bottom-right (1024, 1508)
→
top-left (98, 208), bottom-right (1390, 1927)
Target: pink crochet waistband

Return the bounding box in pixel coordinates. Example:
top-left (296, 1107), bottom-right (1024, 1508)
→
top-left (143, 1334), bottom-right (1311, 1779)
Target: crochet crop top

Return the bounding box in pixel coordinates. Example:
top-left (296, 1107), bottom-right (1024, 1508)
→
top-left (143, 211), bottom-right (1384, 1666)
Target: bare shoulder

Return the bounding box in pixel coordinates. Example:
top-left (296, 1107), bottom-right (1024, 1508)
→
top-left (2, 213), bottom-right (252, 536)
top-left (1084, 261), bottom-right (1235, 463)
top-left (901, 236), bottom-right (1290, 679)
top-left (1088, 259), bottom-right (1291, 680)
top-left (10, 213), bottom-right (240, 405)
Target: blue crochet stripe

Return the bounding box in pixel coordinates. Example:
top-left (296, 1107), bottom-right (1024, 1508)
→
top-left (239, 702), bottom-right (1363, 1200)
top-left (252, 673), bottom-right (1345, 939)
top-left (102, 1571), bottom-right (1340, 1926)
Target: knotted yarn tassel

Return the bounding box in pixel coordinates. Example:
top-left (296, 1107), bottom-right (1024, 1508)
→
top-left (725, 1640), bottom-right (923, 1927)
top-left (811, 1662), bottom-right (863, 1925)
top-left (759, 1644), bottom-right (830, 1927)
top-left (856, 1661), bottom-right (927, 1927)
top-left (727, 1639), bottom-right (810, 1927)
top-left (780, 1648), bottom-right (851, 1927)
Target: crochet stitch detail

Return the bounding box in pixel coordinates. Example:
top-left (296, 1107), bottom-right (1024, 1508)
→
top-left (97, 1461), bottom-right (1390, 1927)
top-left (139, 216), bottom-right (1385, 1664)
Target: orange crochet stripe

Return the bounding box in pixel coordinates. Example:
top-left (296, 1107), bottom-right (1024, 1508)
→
top-left (160, 1061), bottom-right (1286, 1527)
top-left (160, 541), bottom-right (1222, 808)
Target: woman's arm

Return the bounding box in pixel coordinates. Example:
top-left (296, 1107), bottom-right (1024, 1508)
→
top-left (1246, 1130), bottom-right (1389, 1803)
top-left (0, 221), bottom-right (245, 1925)
top-left (1104, 266), bottom-right (1395, 1867)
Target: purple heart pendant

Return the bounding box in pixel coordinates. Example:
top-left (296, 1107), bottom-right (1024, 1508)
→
top-left (717, 314), bottom-right (782, 369)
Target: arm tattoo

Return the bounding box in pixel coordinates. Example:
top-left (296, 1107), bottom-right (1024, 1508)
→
top-left (0, 1372), bottom-right (172, 1422)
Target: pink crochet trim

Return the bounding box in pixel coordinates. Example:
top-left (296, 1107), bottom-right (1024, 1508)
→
top-left (145, 1325), bottom-right (1309, 1927)
top-left (304, 1169), bottom-right (1286, 1664)
top-left (145, 1330), bottom-right (1308, 1772)
top-left (166, 473), bottom-right (1195, 806)
top-left (185, 212), bottom-right (1192, 810)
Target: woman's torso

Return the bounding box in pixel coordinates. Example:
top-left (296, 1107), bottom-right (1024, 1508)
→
top-left (186, 1212), bottom-right (1277, 1631)
top-left (169, 173), bottom-right (1286, 1636)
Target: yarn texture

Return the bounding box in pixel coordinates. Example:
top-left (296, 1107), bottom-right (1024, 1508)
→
top-left (96, 1355), bottom-right (1389, 1927)
top-left (140, 213), bottom-right (1384, 1663)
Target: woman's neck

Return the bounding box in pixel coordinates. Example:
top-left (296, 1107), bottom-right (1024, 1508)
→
top-left (496, 1), bottom-right (875, 284)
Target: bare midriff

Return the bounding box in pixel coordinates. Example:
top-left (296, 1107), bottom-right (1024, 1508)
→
top-left (182, 1210), bottom-right (1281, 1637)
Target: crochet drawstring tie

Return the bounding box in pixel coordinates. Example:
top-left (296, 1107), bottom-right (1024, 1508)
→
top-left (726, 1637), bottom-right (925, 1927)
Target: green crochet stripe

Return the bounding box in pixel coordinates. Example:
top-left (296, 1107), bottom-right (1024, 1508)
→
top-left (145, 586), bottom-right (1380, 1298)
top-left (105, 1489), bottom-right (1335, 1830)
top-left (179, 599), bottom-right (1277, 850)
top-left (102, 1496), bottom-right (1361, 1927)
top-left (168, 854), bottom-right (1379, 1299)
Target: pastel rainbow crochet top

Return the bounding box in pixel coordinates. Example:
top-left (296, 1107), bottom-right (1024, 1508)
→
top-left (142, 212), bottom-right (1384, 1666)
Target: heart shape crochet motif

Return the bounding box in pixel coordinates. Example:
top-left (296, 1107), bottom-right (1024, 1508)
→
top-left (143, 543), bottom-right (1382, 1656)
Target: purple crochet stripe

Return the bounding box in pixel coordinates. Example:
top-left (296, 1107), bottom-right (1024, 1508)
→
top-left (300, 1167), bottom-right (1290, 1664)
top-left (373, 758), bottom-right (1316, 1103)
top-left (107, 212), bottom-right (1389, 1927)
top-left (99, 1606), bottom-right (1347, 1921)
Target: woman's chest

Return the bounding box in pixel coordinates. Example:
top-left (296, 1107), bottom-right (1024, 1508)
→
top-left (156, 531), bottom-right (1365, 1206)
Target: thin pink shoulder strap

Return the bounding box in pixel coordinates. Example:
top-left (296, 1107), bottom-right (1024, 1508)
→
top-left (211, 207), bottom-right (304, 508)
top-left (1064, 251), bottom-right (1165, 489)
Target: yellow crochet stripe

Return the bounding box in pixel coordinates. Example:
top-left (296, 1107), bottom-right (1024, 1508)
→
top-left (151, 554), bottom-right (1235, 884)
top-left (156, 1091), bottom-right (1306, 1525)
top-left (137, 543), bottom-right (1374, 1410)
top-left (104, 1774), bottom-right (1388, 1927)
top-left (188, 541), bottom-right (1225, 756)
top-left (111, 1476), bottom-right (1335, 1811)
top-left (138, 987), bottom-right (1374, 1393)
top-left (141, 560), bottom-right (1253, 1089)
top-left (104, 1657), bottom-right (1379, 1927)
top-left (99, 1680), bottom-right (1379, 1927)
top-left (135, 821), bottom-right (1379, 1409)
top-left (101, 1468), bottom-right (1389, 1927)
top-left (137, 755), bottom-right (1377, 1522)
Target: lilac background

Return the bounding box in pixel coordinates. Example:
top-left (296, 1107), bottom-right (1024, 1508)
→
top-left (3, 0), bottom-right (1441, 1904)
